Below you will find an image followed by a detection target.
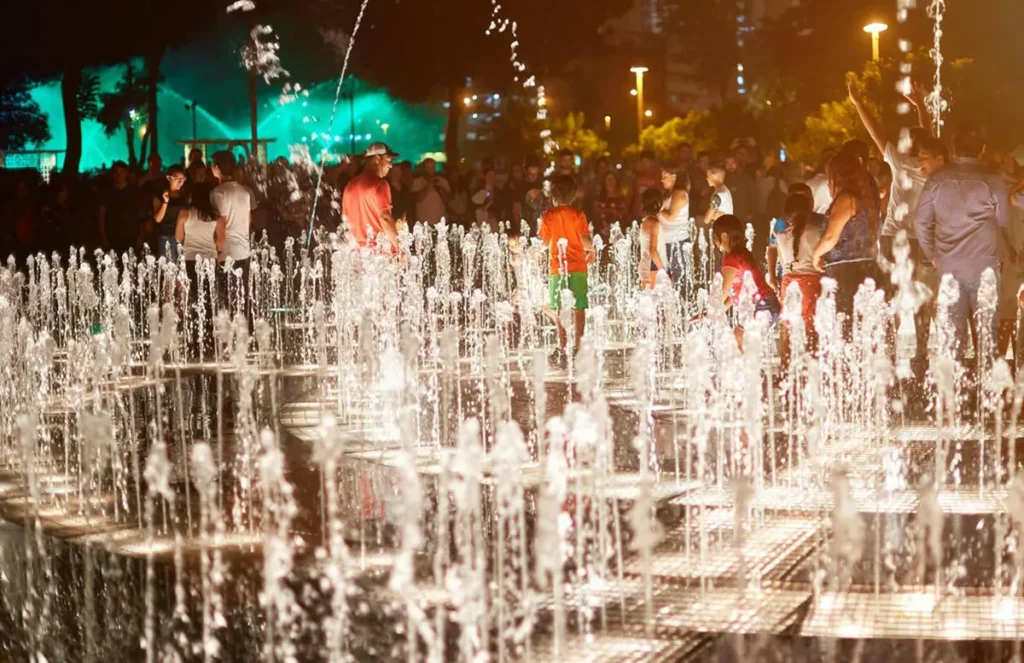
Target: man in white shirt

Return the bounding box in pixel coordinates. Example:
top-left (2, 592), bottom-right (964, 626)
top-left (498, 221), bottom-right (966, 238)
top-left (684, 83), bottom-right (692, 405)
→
top-left (802, 147), bottom-right (837, 215)
top-left (410, 157), bottom-right (451, 224)
top-left (210, 151), bottom-right (253, 265)
top-left (702, 164), bottom-right (734, 226)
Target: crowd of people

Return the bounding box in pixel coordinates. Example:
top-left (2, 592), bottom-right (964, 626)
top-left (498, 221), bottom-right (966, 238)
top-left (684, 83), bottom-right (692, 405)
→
top-left (2, 78), bottom-right (1024, 376)
top-left (342, 80), bottom-right (1024, 377)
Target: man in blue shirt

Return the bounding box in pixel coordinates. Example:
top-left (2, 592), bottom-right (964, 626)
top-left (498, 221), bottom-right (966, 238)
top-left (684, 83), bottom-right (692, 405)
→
top-left (914, 126), bottom-right (1011, 359)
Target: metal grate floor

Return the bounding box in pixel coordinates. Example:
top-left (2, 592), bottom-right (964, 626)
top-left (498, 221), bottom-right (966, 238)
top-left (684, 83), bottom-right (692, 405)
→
top-left (802, 590), bottom-right (1024, 640)
top-left (626, 517), bottom-right (820, 584)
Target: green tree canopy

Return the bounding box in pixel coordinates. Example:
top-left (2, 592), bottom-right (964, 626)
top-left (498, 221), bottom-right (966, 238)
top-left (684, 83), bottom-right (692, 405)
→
top-left (549, 113), bottom-right (608, 161)
top-left (626, 110), bottom-right (718, 160)
top-left (0, 76), bottom-right (49, 152)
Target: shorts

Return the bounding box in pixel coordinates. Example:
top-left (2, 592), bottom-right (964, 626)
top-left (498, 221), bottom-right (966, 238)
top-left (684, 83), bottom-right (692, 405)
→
top-left (157, 235), bottom-right (178, 262)
top-left (549, 272), bottom-right (589, 310)
top-left (779, 273), bottom-right (822, 328)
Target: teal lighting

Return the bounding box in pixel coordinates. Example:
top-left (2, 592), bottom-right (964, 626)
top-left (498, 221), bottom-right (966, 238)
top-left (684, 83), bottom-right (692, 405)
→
top-left (28, 66), bottom-right (445, 170)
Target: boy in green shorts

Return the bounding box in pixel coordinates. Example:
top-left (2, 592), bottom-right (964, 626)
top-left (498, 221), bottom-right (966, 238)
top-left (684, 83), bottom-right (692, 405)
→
top-left (539, 174), bottom-right (595, 356)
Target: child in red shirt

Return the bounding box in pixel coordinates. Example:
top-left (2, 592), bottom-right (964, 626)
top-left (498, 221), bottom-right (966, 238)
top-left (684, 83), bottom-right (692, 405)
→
top-left (712, 214), bottom-right (780, 350)
top-left (539, 174), bottom-right (595, 356)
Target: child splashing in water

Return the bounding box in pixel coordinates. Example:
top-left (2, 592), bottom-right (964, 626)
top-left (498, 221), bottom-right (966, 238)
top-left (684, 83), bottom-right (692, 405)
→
top-left (540, 174), bottom-right (595, 361)
top-left (712, 214), bottom-right (780, 351)
top-left (639, 189), bottom-right (667, 290)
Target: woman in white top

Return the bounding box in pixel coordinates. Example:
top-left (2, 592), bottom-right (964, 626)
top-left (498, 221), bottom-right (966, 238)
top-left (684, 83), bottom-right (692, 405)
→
top-left (658, 168), bottom-right (691, 289)
top-left (175, 182), bottom-right (223, 262)
top-left (638, 189), bottom-right (666, 290)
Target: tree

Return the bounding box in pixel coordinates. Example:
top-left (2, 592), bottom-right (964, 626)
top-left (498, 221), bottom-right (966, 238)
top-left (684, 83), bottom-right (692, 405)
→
top-left (0, 76), bottom-right (50, 152)
top-left (786, 99), bottom-right (866, 165)
top-left (0, 0), bottom-right (219, 174)
top-left (548, 113), bottom-right (608, 160)
top-left (627, 110), bottom-right (718, 160)
top-left (144, 48), bottom-right (165, 162)
top-left (784, 61), bottom-right (883, 164)
top-left (97, 64), bottom-right (149, 168)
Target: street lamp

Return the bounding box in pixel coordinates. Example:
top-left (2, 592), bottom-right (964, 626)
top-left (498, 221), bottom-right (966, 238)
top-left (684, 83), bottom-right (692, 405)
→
top-left (604, 115), bottom-right (611, 131)
top-left (630, 66), bottom-right (649, 142)
top-left (863, 22), bottom-right (887, 62)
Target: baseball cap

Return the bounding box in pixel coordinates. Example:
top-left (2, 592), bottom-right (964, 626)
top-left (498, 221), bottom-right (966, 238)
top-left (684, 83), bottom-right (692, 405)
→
top-left (364, 142), bottom-right (398, 159)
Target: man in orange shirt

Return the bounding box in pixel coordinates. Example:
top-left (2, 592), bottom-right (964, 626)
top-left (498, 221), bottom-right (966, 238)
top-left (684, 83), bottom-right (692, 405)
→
top-left (539, 174), bottom-right (595, 357)
top-left (342, 142), bottom-right (400, 251)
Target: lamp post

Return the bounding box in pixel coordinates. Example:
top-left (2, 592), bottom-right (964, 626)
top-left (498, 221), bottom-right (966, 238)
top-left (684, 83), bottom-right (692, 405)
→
top-left (184, 102), bottom-right (198, 141)
top-left (630, 66), bottom-right (649, 143)
top-left (863, 22), bottom-right (888, 62)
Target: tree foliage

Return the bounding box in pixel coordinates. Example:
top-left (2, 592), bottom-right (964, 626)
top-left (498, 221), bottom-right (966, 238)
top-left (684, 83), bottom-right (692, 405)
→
top-left (97, 64), bottom-right (149, 166)
top-left (548, 113), bottom-right (608, 160)
top-left (627, 111), bottom-right (718, 160)
top-left (0, 0), bottom-right (220, 173)
top-left (0, 77), bottom-right (50, 152)
top-left (786, 100), bottom-right (866, 165)
top-left (77, 72), bottom-right (101, 122)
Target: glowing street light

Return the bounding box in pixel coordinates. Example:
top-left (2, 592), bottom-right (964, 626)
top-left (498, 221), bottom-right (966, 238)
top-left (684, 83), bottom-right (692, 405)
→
top-left (645, 109), bottom-right (653, 118)
top-left (463, 96), bottom-right (472, 107)
top-left (604, 115), bottom-right (611, 130)
top-left (863, 22), bottom-right (888, 62)
top-left (630, 66), bottom-right (649, 142)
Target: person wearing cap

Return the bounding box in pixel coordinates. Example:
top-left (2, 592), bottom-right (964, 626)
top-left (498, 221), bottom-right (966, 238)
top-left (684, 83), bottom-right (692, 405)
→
top-left (343, 142), bottom-right (400, 251)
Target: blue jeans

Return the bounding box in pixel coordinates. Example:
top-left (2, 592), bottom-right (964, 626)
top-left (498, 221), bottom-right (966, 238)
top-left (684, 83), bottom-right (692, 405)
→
top-left (157, 235), bottom-right (179, 262)
top-left (948, 272), bottom-right (1000, 360)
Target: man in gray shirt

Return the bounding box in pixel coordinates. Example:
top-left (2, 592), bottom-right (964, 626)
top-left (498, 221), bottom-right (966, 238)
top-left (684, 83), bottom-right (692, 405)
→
top-left (914, 126), bottom-right (1011, 358)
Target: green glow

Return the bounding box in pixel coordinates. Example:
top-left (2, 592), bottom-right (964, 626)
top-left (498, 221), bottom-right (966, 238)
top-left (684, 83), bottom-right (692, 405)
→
top-left (28, 68), bottom-right (444, 171)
